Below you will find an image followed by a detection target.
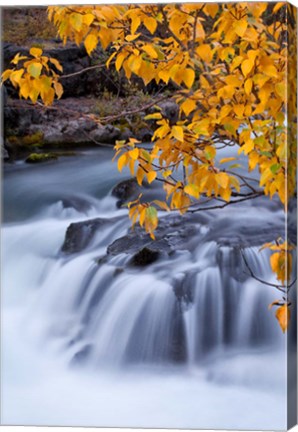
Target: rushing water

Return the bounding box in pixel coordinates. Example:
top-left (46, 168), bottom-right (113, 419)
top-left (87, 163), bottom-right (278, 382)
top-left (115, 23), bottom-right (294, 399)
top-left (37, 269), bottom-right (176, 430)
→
top-left (1, 148), bottom-right (291, 429)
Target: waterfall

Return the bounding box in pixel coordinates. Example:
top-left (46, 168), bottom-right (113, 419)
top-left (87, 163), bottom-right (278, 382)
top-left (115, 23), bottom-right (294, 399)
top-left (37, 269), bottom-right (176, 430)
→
top-left (1, 149), bottom-right (289, 429)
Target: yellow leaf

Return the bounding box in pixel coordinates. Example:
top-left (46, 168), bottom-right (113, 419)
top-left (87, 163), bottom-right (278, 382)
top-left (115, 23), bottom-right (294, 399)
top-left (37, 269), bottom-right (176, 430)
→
top-left (233, 104), bottom-right (245, 118)
top-left (28, 62), bottom-right (42, 78)
top-left (172, 126), bottom-right (184, 142)
top-left (139, 207), bottom-right (146, 227)
top-left (184, 184), bottom-right (200, 199)
top-left (142, 44), bottom-right (158, 59)
top-left (144, 16), bottom-right (157, 34)
top-left (275, 305), bottom-right (290, 333)
top-left (136, 167), bottom-right (145, 186)
top-left (180, 99), bottom-right (196, 116)
top-left (11, 52), bottom-right (28, 65)
top-left (83, 13), bottom-right (95, 26)
top-left (263, 64), bottom-right (278, 78)
top-left (147, 171), bottom-right (157, 184)
top-left (216, 172), bottom-right (229, 189)
top-left (131, 15), bottom-right (141, 34)
top-left (53, 81), bottom-right (63, 99)
top-left (273, 2), bottom-right (284, 13)
top-left (129, 148), bottom-right (139, 160)
top-left (270, 252), bottom-right (280, 273)
top-left (260, 168), bottom-right (273, 187)
top-left (241, 58), bottom-right (254, 77)
top-left (153, 200), bottom-right (169, 211)
top-left (219, 157), bottom-right (237, 164)
top-left (29, 47), bottom-right (43, 58)
top-left (9, 68), bottom-right (24, 86)
top-left (183, 69), bottom-right (195, 89)
top-left (204, 4), bottom-right (219, 18)
top-left (196, 45), bottom-right (213, 63)
top-left (275, 82), bottom-right (285, 98)
top-left (115, 52), bottom-right (127, 71)
top-left (84, 34), bottom-right (98, 56)
top-left (49, 57), bottom-right (63, 72)
top-left (162, 170), bottom-right (172, 178)
top-left (70, 13), bottom-right (83, 31)
top-left (219, 186), bottom-right (231, 201)
top-left (117, 153), bottom-right (127, 172)
top-left (144, 112), bottom-right (162, 120)
top-left (125, 33), bottom-right (141, 42)
top-left (233, 19), bottom-right (248, 37)
top-left (1, 69), bottom-right (13, 82)
top-left (238, 139), bottom-right (254, 155)
top-left (158, 69), bottom-right (171, 84)
top-left (244, 78), bottom-right (253, 95)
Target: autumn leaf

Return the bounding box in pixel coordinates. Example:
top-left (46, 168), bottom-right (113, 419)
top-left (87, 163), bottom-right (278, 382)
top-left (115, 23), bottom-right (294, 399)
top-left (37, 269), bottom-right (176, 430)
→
top-left (84, 34), bottom-right (98, 56)
top-left (27, 62), bottom-right (42, 78)
top-left (275, 305), bottom-right (290, 333)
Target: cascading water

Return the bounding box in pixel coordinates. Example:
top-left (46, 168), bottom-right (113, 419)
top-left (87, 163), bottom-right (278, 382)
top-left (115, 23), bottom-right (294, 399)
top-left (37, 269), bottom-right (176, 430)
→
top-left (1, 149), bottom-right (290, 429)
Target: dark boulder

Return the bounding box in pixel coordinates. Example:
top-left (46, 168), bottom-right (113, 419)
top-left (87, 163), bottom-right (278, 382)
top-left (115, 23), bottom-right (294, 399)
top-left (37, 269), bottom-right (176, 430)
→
top-left (107, 214), bottom-right (199, 257)
top-left (129, 247), bottom-right (161, 266)
top-left (111, 178), bottom-right (140, 207)
top-left (159, 101), bottom-right (179, 125)
top-left (135, 127), bottom-right (153, 142)
top-left (89, 124), bottom-right (121, 144)
top-left (61, 217), bottom-right (118, 254)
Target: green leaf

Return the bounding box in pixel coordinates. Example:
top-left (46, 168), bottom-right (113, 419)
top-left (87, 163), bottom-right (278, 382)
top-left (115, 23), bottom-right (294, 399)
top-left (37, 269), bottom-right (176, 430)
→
top-left (270, 163), bottom-right (281, 174)
top-left (28, 62), bottom-right (42, 78)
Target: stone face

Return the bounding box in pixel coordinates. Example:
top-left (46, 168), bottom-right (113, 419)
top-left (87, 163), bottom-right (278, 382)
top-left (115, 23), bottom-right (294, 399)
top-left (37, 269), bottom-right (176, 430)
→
top-left (89, 124), bottom-right (121, 144)
top-left (111, 178), bottom-right (139, 207)
top-left (159, 101), bottom-right (179, 125)
top-left (107, 214), bottom-right (199, 258)
top-left (129, 247), bottom-right (161, 266)
top-left (61, 218), bottom-right (109, 254)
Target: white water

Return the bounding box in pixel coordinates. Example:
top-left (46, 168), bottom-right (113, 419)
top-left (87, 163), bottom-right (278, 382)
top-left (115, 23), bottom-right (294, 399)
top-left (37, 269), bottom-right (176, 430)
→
top-left (1, 149), bottom-right (288, 429)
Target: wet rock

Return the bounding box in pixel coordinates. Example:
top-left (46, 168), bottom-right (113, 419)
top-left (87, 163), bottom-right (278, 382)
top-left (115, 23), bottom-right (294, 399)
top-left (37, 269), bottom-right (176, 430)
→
top-left (107, 214), bottom-right (199, 257)
top-left (111, 178), bottom-right (139, 207)
top-left (25, 152), bottom-right (58, 163)
top-left (89, 124), bottom-right (121, 144)
top-left (119, 127), bottom-right (134, 141)
top-left (159, 101), bottom-right (179, 125)
top-left (62, 217), bottom-right (117, 254)
top-left (1, 136), bottom-right (9, 161)
top-left (135, 127), bottom-right (153, 142)
top-left (129, 247), bottom-right (161, 266)
top-left (60, 195), bottom-right (92, 213)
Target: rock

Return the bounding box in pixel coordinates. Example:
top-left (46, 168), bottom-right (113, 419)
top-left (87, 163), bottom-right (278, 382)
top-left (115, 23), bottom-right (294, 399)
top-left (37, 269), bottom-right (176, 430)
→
top-left (111, 178), bottom-right (139, 207)
top-left (1, 136), bottom-right (9, 161)
top-left (107, 214), bottom-right (199, 257)
top-left (119, 127), bottom-right (134, 141)
top-left (159, 101), bottom-right (179, 125)
top-left (135, 127), bottom-right (153, 142)
top-left (89, 124), bottom-right (121, 144)
top-left (129, 247), bottom-right (161, 266)
top-left (2, 145), bottom-right (9, 161)
top-left (25, 153), bottom-right (58, 163)
top-left (61, 217), bottom-right (120, 254)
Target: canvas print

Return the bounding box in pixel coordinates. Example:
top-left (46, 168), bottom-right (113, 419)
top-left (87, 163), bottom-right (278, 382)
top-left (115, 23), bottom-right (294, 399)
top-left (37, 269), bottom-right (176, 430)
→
top-left (1, 2), bottom-right (297, 430)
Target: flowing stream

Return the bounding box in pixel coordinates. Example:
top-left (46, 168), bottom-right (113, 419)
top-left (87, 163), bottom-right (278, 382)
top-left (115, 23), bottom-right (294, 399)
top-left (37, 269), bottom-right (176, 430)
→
top-left (1, 148), bottom-right (291, 429)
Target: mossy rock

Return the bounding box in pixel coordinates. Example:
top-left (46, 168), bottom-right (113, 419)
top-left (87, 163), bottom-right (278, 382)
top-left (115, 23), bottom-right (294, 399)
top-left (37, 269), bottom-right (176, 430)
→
top-left (7, 131), bottom-right (44, 148)
top-left (25, 152), bottom-right (58, 163)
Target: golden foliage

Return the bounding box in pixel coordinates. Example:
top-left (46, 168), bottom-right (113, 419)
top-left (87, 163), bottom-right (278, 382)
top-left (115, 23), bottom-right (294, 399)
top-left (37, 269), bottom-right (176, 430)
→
top-left (1, 3), bottom-right (296, 331)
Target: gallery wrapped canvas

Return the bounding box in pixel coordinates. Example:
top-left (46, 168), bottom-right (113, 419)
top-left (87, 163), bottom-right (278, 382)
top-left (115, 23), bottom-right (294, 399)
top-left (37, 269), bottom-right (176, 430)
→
top-left (1, 2), bottom-right (297, 430)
